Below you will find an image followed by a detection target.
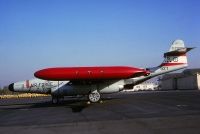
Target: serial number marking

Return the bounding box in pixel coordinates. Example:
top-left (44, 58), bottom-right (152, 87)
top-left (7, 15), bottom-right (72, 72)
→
top-left (161, 66), bottom-right (168, 71)
top-left (164, 56), bottom-right (178, 63)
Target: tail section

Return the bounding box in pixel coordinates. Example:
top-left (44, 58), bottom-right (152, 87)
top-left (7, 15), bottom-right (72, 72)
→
top-left (158, 39), bottom-right (192, 73)
top-left (124, 39), bottom-right (194, 88)
top-left (147, 39), bottom-right (194, 77)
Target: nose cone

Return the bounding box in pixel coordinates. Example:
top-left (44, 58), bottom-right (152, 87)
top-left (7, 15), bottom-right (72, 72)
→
top-left (34, 68), bottom-right (55, 80)
top-left (34, 69), bottom-right (46, 79)
top-left (8, 83), bottom-right (14, 91)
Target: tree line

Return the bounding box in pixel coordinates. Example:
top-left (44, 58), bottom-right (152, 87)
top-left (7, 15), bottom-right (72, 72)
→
top-left (0, 86), bottom-right (21, 95)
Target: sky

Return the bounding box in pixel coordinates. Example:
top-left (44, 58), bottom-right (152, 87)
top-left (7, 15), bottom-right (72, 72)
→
top-left (0, 0), bottom-right (200, 87)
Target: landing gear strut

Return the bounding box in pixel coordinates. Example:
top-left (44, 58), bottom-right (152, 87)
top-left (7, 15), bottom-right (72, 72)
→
top-left (88, 90), bottom-right (101, 103)
top-left (51, 96), bottom-right (64, 104)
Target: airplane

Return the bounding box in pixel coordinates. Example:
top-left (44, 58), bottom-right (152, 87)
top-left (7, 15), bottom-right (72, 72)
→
top-left (8, 39), bottom-right (194, 104)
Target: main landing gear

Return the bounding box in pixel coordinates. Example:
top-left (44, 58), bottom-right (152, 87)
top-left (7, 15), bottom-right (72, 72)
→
top-left (87, 90), bottom-right (103, 104)
top-left (51, 90), bottom-right (103, 104)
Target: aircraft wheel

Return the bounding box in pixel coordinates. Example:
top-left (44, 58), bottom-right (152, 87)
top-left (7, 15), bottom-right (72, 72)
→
top-left (52, 96), bottom-right (64, 104)
top-left (52, 96), bottom-right (59, 104)
top-left (88, 90), bottom-right (101, 103)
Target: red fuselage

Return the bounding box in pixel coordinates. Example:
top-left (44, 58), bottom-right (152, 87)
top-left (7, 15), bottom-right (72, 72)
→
top-left (34, 66), bottom-right (149, 81)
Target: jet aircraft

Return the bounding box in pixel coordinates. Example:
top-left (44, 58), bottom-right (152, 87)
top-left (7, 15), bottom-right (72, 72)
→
top-left (9, 40), bottom-right (194, 104)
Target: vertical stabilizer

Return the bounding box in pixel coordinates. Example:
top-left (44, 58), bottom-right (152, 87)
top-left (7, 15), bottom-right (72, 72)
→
top-left (158, 39), bottom-right (193, 74)
top-left (130, 39), bottom-right (194, 86)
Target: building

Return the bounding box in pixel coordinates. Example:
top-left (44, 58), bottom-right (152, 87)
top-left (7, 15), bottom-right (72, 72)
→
top-left (160, 68), bottom-right (200, 90)
top-left (124, 82), bottom-right (158, 92)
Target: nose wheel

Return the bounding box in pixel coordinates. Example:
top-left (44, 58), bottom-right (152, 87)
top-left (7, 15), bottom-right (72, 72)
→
top-left (52, 96), bottom-right (64, 104)
top-left (88, 90), bottom-right (101, 103)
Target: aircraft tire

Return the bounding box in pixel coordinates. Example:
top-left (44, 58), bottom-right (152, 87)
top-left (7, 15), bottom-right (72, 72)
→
top-left (52, 96), bottom-right (58, 104)
top-left (88, 90), bottom-right (101, 103)
top-left (51, 96), bottom-right (64, 104)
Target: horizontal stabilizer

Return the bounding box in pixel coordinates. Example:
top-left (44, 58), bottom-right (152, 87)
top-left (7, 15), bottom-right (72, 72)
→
top-left (164, 47), bottom-right (195, 57)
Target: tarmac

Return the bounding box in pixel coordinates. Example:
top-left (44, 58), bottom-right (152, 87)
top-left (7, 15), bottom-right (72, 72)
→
top-left (1, 90), bottom-right (200, 134)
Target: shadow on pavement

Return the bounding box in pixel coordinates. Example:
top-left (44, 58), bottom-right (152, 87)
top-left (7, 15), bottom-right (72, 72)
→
top-left (0, 97), bottom-right (119, 113)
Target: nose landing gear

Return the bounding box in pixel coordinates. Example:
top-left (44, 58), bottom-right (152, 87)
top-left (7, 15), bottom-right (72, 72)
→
top-left (52, 96), bottom-right (64, 104)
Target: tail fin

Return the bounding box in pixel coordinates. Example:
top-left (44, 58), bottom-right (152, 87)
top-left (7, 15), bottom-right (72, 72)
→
top-left (124, 39), bottom-right (194, 87)
top-left (148, 39), bottom-right (194, 76)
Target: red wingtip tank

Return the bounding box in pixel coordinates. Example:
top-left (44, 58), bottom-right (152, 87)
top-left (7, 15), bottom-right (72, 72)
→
top-left (34, 66), bottom-right (150, 81)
